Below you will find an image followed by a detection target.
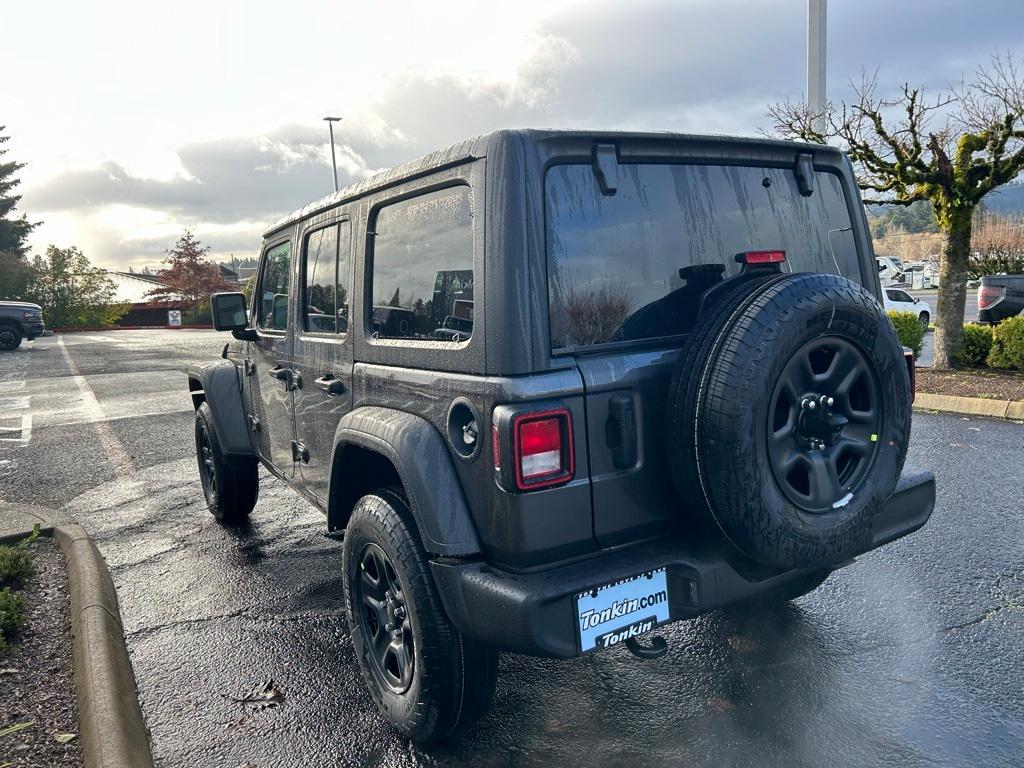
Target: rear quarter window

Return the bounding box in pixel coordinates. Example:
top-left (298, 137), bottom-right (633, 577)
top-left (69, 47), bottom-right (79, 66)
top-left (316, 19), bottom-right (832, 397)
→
top-left (545, 163), bottom-right (860, 349)
top-left (369, 185), bottom-right (474, 343)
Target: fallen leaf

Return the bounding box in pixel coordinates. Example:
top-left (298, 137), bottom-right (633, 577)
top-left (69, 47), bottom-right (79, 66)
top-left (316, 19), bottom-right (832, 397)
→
top-left (224, 679), bottom-right (285, 710)
top-left (0, 668), bottom-right (19, 675)
top-left (53, 733), bottom-right (77, 744)
top-left (0, 722), bottom-right (33, 737)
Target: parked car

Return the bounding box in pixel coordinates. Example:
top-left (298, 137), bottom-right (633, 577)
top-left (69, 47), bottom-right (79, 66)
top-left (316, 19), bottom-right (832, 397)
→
top-left (187, 130), bottom-right (935, 742)
top-left (883, 287), bottom-right (932, 329)
top-left (0, 301), bottom-right (45, 351)
top-left (978, 274), bottom-right (1024, 324)
top-left (876, 254), bottom-right (906, 286)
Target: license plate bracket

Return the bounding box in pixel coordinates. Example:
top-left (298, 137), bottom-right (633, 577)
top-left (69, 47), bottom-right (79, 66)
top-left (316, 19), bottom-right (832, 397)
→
top-left (575, 568), bottom-right (670, 653)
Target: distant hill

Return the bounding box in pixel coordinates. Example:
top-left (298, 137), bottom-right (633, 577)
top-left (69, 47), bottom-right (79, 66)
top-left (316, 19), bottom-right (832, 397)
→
top-left (867, 181), bottom-right (1024, 238)
top-left (982, 182), bottom-right (1024, 214)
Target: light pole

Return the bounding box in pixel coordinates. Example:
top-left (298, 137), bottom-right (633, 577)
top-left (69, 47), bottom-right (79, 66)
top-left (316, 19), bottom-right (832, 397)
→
top-left (807, 0), bottom-right (827, 134)
top-left (323, 116), bottom-right (342, 192)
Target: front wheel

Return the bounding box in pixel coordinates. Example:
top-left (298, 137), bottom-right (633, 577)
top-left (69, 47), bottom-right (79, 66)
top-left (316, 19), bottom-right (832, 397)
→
top-left (0, 325), bottom-right (22, 351)
top-left (343, 489), bottom-right (498, 743)
top-left (194, 402), bottom-right (258, 525)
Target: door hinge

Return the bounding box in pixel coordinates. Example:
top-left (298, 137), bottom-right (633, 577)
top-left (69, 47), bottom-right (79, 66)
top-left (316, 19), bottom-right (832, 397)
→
top-left (247, 415), bottom-right (261, 433)
top-left (291, 440), bottom-right (310, 464)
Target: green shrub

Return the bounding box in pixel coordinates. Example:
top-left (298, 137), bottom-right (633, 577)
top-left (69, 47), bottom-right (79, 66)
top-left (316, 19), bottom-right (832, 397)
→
top-left (0, 544), bottom-right (32, 589)
top-left (955, 324), bottom-right (994, 368)
top-left (988, 316), bottom-right (1024, 369)
top-left (0, 587), bottom-right (26, 648)
top-left (887, 311), bottom-right (925, 358)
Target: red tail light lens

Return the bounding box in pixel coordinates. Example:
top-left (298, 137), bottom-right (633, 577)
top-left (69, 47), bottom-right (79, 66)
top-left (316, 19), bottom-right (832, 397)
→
top-left (737, 250), bottom-right (786, 265)
top-left (512, 409), bottom-right (573, 490)
top-left (978, 284), bottom-right (1005, 309)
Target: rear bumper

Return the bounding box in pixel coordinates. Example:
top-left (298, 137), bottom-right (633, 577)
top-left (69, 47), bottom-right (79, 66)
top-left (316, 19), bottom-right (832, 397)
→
top-left (24, 322), bottom-right (45, 339)
top-left (978, 305), bottom-right (1018, 324)
top-left (432, 469), bottom-right (935, 658)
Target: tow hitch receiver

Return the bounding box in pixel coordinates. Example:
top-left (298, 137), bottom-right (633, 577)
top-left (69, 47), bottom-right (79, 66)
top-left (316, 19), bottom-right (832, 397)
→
top-left (625, 635), bottom-right (668, 659)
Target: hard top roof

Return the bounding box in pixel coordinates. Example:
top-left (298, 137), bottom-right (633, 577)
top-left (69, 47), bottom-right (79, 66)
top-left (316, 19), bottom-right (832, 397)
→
top-left (264, 128), bottom-right (837, 237)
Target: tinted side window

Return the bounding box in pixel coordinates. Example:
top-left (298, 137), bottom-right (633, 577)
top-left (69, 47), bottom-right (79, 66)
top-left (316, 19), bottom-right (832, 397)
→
top-left (257, 241), bottom-right (292, 331)
top-left (545, 164), bottom-right (858, 349)
top-left (304, 225), bottom-right (339, 333)
top-left (370, 185), bottom-right (474, 342)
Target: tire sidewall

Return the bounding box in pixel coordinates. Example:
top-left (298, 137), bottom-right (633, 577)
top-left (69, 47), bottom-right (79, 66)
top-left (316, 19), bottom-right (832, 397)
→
top-left (0, 325), bottom-right (22, 351)
top-left (342, 495), bottom-right (437, 737)
top-left (699, 275), bottom-right (910, 567)
top-left (195, 403), bottom-right (225, 520)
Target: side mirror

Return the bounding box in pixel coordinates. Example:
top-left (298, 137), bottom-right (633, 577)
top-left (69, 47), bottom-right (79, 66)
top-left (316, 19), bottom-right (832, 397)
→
top-left (211, 292), bottom-right (256, 340)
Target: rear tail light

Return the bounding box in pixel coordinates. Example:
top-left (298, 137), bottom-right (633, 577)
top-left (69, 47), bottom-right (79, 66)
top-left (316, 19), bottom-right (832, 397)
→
top-left (511, 409), bottom-right (574, 491)
top-left (978, 284), bottom-right (1005, 310)
top-left (737, 250), bottom-right (786, 265)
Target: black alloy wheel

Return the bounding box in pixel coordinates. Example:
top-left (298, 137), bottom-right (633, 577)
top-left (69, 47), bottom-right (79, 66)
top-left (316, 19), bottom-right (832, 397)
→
top-left (197, 421), bottom-right (218, 506)
top-left (767, 336), bottom-right (882, 513)
top-left (355, 542), bottom-right (415, 694)
top-left (0, 327), bottom-right (21, 351)
top-left (194, 401), bottom-right (258, 524)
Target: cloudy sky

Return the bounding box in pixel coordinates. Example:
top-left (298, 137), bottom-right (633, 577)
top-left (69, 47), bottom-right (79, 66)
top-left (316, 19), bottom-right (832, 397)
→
top-left (4, 0), bottom-right (1023, 270)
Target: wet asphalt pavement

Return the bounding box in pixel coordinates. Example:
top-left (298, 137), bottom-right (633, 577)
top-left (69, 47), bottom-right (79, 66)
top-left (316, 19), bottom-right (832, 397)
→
top-left (1, 329), bottom-right (1023, 768)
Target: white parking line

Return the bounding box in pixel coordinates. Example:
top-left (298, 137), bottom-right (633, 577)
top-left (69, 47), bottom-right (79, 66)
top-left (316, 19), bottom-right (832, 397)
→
top-left (58, 336), bottom-right (135, 475)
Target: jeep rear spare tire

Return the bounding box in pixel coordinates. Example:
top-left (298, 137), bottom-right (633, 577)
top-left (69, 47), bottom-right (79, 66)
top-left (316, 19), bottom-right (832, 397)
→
top-left (668, 273), bottom-right (911, 569)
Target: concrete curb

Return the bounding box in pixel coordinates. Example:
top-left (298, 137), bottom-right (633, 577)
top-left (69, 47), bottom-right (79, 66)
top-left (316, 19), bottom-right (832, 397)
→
top-left (915, 392), bottom-right (1024, 420)
top-left (53, 524), bottom-right (155, 768)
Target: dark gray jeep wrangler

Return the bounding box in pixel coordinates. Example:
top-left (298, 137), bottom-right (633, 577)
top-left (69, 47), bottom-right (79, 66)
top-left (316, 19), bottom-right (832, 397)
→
top-left (188, 130), bottom-right (935, 742)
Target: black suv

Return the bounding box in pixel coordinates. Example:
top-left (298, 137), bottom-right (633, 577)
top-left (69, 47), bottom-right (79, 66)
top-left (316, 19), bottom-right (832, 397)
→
top-left (188, 130), bottom-right (935, 742)
top-left (0, 301), bottom-right (45, 351)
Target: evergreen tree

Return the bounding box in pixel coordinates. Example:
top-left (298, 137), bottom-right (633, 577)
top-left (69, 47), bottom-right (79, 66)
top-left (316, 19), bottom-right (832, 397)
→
top-left (0, 126), bottom-right (39, 300)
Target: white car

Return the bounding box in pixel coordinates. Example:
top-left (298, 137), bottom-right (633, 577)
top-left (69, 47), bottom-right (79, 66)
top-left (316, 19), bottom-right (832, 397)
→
top-left (883, 287), bottom-right (931, 330)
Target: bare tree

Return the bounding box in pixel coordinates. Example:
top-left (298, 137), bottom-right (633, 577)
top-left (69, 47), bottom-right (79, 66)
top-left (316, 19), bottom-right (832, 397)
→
top-left (768, 53), bottom-right (1024, 368)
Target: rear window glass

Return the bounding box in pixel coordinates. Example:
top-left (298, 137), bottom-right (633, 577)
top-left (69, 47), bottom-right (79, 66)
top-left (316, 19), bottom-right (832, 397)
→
top-left (545, 163), bottom-right (859, 349)
top-left (370, 185), bottom-right (474, 343)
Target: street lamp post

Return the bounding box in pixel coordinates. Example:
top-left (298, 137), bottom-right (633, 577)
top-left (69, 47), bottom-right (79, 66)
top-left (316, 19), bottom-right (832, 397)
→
top-left (323, 116), bottom-right (342, 192)
top-left (807, 0), bottom-right (827, 134)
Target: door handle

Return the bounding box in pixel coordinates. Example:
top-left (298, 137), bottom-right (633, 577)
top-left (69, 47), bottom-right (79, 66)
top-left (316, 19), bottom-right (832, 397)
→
top-left (270, 366), bottom-right (301, 391)
top-left (315, 374), bottom-right (346, 396)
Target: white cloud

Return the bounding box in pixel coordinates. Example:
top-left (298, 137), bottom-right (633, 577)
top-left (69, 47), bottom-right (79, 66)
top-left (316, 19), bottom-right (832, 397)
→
top-left (9, 0), bottom-right (1024, 268)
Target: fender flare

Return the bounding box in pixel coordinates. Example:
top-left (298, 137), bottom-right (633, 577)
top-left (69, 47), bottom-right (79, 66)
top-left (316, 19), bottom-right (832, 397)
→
top-left (329, 407), bottom-right (482, 556)
top-left (186, 361), bottom-right (254, 456)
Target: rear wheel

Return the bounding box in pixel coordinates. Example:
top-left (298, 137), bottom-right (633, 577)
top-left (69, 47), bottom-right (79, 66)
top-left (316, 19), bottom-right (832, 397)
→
top-left (195, 402), bottom-right (258, 525)
top-left (668, 273), bottom-right (911, 569)
top-left (918, 311), bottom-right (930, 331)
top-left (343, 489), bottom-right (498, 743)
top-left (0, 325), bottom-right (22, 351)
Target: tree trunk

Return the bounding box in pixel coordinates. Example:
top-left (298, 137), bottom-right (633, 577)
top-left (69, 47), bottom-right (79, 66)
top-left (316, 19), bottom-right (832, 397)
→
top-left (933, 218), bottom-right (972, 369)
